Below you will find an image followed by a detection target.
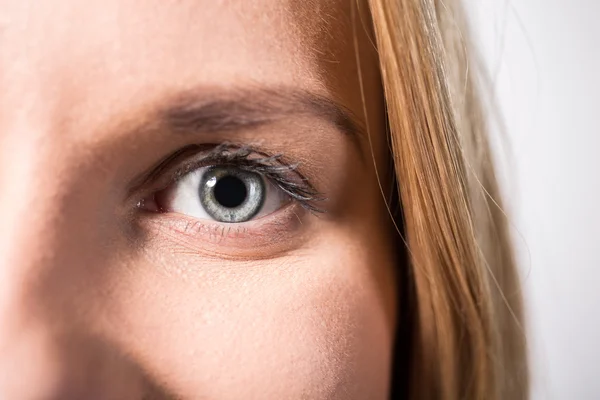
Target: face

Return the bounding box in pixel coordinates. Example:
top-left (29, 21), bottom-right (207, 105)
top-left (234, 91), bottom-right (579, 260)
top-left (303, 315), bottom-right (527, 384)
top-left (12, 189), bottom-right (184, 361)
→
top-left (0, 0), bottom-right (397, 398)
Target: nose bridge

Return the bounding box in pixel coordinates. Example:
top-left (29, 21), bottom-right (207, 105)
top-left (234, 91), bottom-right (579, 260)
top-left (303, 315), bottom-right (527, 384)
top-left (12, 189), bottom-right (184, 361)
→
top-left (0, 12), bottom-right (149, 397)
top-left (0, 124), bottom-right (67, 289)
top-left (0, 120), bottom-right (110, 307)
top-left (0, 126), bottom-right (77, 392)
top-left (0, 128), bottom-right (58, 296)
top-left (0, 129), bottom-right (147, 399)
top-left (0, 119), bottom-right (112, 396)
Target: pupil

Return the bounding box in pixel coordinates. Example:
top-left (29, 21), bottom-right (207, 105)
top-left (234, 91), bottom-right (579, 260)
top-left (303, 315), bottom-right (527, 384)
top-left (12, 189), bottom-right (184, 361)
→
top-left (213, 175), bottom-right (248, 208)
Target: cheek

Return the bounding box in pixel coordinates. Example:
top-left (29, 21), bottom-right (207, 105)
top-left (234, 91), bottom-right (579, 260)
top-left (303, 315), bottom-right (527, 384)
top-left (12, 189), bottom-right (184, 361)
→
top-left (99, 235), bottom-right (395, 400)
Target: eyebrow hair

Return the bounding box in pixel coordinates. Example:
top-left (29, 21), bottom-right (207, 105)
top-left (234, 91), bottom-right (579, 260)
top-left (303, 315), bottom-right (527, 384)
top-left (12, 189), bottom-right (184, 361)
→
top-left (158, 87), bottom-right (365, 139)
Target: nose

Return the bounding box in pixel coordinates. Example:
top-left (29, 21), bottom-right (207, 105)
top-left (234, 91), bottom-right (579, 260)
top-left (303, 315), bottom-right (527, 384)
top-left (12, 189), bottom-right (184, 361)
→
top-left (0, 138), bottom-right (146, 399)
top-left (0, 310), bottom-right (143, 400)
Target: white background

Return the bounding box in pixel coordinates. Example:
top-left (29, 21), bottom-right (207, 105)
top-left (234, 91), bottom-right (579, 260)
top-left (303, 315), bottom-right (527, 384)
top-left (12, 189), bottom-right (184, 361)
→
top-left (466, 1), bottom-right (600, 399)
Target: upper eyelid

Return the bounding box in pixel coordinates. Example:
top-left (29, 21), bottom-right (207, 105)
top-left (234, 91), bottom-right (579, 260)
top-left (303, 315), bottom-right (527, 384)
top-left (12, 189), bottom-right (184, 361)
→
top-left (129, 143), bottom-right (325, 210)
top-left (127, 144), bottom-right (213, 196)
top-left (121, 86), bottom-right (367, 198)
top-left (138, 143), bottom-right (289, 188)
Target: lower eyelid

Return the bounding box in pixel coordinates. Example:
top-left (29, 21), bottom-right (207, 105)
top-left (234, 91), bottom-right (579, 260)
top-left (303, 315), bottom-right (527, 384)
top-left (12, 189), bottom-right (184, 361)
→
top-left (138, 202), bottom-right (311, 259)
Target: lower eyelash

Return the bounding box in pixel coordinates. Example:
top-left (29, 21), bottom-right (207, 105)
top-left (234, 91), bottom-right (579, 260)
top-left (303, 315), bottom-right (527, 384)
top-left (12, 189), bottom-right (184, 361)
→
top-left (142, 202), bottom-right (311, 259)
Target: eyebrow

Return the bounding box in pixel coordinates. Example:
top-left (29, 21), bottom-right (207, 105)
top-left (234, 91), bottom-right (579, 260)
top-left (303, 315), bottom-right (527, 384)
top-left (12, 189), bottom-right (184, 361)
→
top-left (157, 87), bottom-right (365, 139)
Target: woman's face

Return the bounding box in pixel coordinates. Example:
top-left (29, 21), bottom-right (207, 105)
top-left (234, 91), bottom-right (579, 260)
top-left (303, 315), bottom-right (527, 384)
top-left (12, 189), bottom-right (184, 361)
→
top-left (0, 0), bottom-right (397, 398)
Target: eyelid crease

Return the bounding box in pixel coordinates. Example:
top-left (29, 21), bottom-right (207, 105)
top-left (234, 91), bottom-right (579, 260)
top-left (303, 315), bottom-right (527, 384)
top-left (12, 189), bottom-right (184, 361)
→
top-left (132, 142), bottom-right (327, 213)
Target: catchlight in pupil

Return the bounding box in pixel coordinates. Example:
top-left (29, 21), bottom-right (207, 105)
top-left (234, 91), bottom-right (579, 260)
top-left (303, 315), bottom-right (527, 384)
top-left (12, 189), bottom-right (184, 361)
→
top-left (159, 164), bottom-right (282, 224)
top-left (213, 175), bottom-right (248, 208)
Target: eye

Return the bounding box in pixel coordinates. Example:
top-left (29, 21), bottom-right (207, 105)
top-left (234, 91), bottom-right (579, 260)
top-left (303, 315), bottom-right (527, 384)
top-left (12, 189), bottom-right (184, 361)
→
top-left (152, 165), bottom-right (289, 223)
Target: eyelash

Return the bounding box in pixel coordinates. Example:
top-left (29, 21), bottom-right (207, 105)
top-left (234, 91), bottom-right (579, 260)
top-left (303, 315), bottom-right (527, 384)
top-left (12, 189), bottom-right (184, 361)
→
top-left (142, 142), bottom-right (327, 215)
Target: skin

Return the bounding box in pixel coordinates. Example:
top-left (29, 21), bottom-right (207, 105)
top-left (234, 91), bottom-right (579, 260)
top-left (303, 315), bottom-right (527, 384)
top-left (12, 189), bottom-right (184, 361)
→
top-left (0, 0), bottom-right (397, 399)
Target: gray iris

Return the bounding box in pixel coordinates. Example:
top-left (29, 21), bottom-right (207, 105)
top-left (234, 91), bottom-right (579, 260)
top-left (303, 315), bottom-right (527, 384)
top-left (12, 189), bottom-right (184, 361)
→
top-left (199, 166), bottom-right (265, 223)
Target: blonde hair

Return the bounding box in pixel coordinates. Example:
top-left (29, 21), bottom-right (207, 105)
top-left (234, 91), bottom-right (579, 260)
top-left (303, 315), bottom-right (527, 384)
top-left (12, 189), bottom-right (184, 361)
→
top-left (364, 0), bottom-right (528, 398)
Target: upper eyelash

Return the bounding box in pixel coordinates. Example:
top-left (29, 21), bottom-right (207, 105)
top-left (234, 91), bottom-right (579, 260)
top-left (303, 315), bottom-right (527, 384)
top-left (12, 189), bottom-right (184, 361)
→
top-left (158, 143), bottom-right (327, 214)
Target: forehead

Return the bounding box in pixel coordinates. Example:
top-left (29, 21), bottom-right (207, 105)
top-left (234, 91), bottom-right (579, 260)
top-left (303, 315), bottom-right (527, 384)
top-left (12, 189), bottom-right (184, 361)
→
top-left (0, 0), bottom-right (376, 148)
top-left (0, 0), bottom-right (353, 103)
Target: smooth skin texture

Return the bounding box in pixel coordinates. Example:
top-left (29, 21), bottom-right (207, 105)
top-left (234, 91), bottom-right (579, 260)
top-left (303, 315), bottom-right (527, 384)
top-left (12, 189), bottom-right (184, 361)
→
top-left (0, 0), bottom-right (397, 398)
